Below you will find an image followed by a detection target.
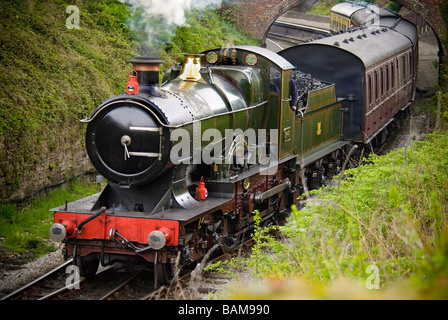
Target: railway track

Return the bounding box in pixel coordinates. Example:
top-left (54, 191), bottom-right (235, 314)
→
top-left (143, 243), bottom-right (251, 300)
top-left (1, 239), bottom-right (254, 300)
top-left (1, 259), bottom-right (74, 300)
top-left (0, 259), bottom-right (146, 300)
top-left (1, 105), bottom-right (425, 301)
top-left (1, 96), bottom-right (429, 301)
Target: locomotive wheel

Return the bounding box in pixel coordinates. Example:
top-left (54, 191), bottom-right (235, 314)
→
top-left (221, 212), bottom-right (243, 253)
top-left (76, 253), bottom-right (100, 280)
top-left (221, 233), bottom-right (242, 253)
top-left (157, 262), bottom-right (175, 285)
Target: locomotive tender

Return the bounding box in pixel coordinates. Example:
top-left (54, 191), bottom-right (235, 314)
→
top-left (49, 9), bottom-right (418, 286)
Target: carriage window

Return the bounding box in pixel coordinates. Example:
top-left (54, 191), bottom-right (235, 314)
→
top-left (391, 62), bottom-right (395, 90)
top-left (269, 67), bottom-right (281, 93)
top-left (409, 52), bottom-right (412, 77)
top-left (374, 71), bottom-right (378, 101)
top-left (401, 56), bottom-right (406, 82)
top-left (368, 75), bottom-right (372, 105)
top-left (380, 68), bottom-right (384, 97)
top-left (396, 58), bottom-right (399, 84)
top-left (386, 65), bottom-right (390, 93)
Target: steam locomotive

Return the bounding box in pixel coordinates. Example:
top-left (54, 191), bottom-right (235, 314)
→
top-left (49, 12), bottom-right (418, 286)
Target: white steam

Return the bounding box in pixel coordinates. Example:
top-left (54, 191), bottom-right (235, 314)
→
top-left (119, 0), bottom-right (225, 56)
top-left (121, 0), bottom-right (224, 25)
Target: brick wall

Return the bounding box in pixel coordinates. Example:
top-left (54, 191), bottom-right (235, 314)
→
top-left (234, 0), bottom-right (305, 40)
top-left (396, 0), bottom-right (446, 54)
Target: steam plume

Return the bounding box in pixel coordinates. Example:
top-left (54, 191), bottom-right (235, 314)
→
top-left (119, 0), bottom-right (225, 56)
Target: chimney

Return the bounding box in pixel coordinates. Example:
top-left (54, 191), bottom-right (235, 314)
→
top-left (127, 57), bottom-right (164, 95)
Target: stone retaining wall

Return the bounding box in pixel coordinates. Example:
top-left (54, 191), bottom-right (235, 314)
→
top-left (0, 123), bottom-right (94, 201)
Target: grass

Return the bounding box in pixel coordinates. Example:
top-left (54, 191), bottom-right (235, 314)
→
top-left (306, 0), bottom-right (386, 16)
top-left (207, 131), bottom-right (448, 299)
top-left (0, 177), bottom-right (99, 259)
top-left (306, 0), bottom-right (344, 16)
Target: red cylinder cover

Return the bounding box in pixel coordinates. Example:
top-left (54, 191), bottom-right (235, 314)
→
top-left (58, 218), bottom-right (76, 238)
top-left (158, 226), bottom-right (173, 243)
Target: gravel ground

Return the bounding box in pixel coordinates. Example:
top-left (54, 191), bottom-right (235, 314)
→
top-left (0, 243), bottom-right (65, 297)
top-left (379, 95), bottom-right (433, 155)
top-left (0, 95), bottom-right (435, 298)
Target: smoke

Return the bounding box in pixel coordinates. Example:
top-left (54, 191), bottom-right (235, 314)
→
top-left (119, 0), bottom-right (225, 56)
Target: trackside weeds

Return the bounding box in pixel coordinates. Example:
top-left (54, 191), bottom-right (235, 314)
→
top-left (207, 132), bottom-right (448, 299)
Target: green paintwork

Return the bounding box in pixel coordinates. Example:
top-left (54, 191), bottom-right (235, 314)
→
top-left (293, 85), bottom-right (342, 164)
top-left (163, 46), bottom-right (342, 168)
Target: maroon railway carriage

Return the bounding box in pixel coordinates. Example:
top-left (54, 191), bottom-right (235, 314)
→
top-left (280, 17), bottom-right (418, 148)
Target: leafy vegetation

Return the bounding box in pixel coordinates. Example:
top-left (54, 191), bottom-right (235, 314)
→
top-left (438, 1), bottom-right (448, 124)
top-left (160, 8), bottom-right (259, 76)
top-left (0, 0), bottom-right (135, 193)
top-left (0, 178), bottom-right (99, 258)
top-left (209, 132), bottom-right (448, 299)
top-left (307, 0), bottom-right (341, 16)
top-left (388, 1), bottom-right (403, 13)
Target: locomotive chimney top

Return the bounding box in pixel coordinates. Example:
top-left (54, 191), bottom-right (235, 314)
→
top-left (127, 57), bottom-right (164, 95)
top-left (128, 57), bottom-right (164, 72)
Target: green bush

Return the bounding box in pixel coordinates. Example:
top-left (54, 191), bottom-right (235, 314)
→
top-left (213, 132), bottom-right (448, 298)
top-left (388, 1), bottom-right (403, 13)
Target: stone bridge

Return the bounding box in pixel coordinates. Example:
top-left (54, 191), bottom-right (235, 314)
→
top-left (233, 0), bottom-right (447, 54)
